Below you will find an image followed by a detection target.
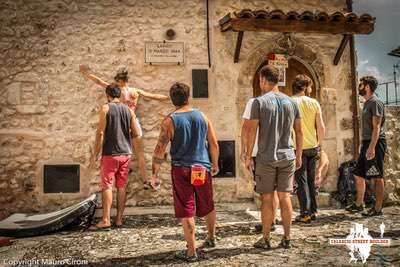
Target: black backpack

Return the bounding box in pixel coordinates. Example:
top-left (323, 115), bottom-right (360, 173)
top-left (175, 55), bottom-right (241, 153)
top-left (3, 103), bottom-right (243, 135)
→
top-left (335, 160), bottom-right (375, 208)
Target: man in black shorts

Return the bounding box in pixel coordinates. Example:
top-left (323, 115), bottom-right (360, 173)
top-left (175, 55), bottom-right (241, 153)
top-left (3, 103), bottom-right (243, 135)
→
top-left (346, 76), bottom-right (386, 216)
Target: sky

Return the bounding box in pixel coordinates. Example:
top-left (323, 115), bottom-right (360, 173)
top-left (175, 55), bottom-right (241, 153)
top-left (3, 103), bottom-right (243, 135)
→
top-left (354, 0), bottom-right (400, 101)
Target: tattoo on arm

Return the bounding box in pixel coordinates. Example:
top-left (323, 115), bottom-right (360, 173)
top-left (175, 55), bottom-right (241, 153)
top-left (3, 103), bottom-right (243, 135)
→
top-left (159, 128), bottom-right (170, 144)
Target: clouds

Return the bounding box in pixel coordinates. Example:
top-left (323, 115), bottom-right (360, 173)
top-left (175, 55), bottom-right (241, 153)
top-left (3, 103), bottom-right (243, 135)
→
top-left (354, 0), bottom-right (399, 84)
top-left (358, 59), bottom-right (390, 82)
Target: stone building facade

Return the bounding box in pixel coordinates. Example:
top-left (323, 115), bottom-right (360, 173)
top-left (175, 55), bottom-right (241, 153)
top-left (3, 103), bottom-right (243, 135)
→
top-left (0, 0), bottom-right (398, 215)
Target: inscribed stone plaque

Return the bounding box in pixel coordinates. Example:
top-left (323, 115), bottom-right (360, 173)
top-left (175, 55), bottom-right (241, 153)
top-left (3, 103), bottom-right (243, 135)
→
top-left (145, 42), bottom-right (184, 64)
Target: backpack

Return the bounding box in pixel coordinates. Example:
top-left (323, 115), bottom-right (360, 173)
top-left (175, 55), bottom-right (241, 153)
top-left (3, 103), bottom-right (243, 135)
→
top-left (335, 160), bottom-right (375, 208)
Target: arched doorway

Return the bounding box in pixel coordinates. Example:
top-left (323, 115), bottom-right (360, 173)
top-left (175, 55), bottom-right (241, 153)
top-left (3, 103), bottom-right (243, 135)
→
top-left (253, 57), bottom-right (318, 98)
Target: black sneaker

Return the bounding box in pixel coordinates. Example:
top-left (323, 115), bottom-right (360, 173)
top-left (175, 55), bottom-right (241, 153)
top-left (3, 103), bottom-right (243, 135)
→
top-left (202, 238), bottom-right (216, 248)
top-left (295, 214), bottom-right (312, 223)
top-left (254, 223), bottom-right (276, 233)
top-left (345, 203), bottom-right (364, 213)
top-left (310, 213), bottom-right (317, 221)
top-left (175, 250), bottom-right (198, 262)
top-left (362, 208), bottom-right (383, 217)
top-left (279, 237), bottom-right (292, 249)
top-left (253, 237), bottom-right (272, 250)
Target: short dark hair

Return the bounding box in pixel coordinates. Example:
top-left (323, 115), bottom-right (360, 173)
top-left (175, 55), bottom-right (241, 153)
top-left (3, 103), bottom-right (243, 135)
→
top-left (259, 65), bottom-right (279, 84)
top-left (170, 82), bottom-right (190, 106)
top-left (105, 83), bottom-right (121, 98)
top-left (114, 67), bottom-right (129, 82)
top-left (360, 76), bottom-right (378, 92)
top-left (292, 74), bottom-right (313, 94)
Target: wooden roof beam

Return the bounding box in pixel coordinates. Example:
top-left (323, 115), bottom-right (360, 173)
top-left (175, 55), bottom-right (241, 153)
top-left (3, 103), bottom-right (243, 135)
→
top-left (334, 34), bottom-right (350, 65)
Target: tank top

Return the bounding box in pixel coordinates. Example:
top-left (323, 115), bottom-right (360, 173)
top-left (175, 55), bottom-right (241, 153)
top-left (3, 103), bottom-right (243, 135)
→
top-left (170, 109), bottom-right (211, 169)
top-left (121, 87), bottom-right (137, 111)
top-left (102, 102), bottom-right (133, 156)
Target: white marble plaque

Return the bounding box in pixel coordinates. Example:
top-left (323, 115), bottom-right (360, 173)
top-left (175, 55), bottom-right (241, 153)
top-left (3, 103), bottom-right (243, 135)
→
top-left (145, 42), bottom-right (184, 64)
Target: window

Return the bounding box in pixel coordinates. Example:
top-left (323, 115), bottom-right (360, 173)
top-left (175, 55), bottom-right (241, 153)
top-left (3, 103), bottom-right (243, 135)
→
top-left (192, 69), bottom-right (208, 98)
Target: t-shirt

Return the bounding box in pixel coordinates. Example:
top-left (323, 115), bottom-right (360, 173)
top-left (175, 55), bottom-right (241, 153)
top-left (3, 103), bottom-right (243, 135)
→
top-left (250, 91), bottom-right (301, 163)
top-left (292, 96), bottom-right (321, 149)
top-left (242, 98), bottom-right (259, 157)
top-left (362, 94), bottom-right (385, 141)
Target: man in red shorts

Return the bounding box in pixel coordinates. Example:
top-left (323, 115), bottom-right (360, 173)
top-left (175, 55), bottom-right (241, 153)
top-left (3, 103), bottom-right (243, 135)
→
top-left (89, 83), bottom-right (141, 230)
top-left (151, 82), bottom-right (219, 262)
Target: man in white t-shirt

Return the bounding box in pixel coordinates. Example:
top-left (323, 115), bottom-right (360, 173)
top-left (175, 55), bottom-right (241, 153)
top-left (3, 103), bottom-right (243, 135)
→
top-left (241, 98), bottom-right (279, 232)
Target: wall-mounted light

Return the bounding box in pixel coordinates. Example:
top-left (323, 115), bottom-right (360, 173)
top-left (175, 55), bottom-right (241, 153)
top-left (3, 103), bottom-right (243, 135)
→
top-left (166, 29), bottom-right (176, 40)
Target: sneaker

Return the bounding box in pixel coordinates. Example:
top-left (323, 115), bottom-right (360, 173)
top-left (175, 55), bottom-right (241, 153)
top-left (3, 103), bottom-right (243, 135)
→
top-left (254, 223), bottom-right (276, 233)
top-left (362, 208), bottom-right (383, 217)
top-left (175, 250), bottom-right (198, 262)
top-left (345, 203), bottom-right (364, 213)
top-left (279, 237), bottom-right (292, 249)
top-left (295, 215), bottom-right (312, 223)
top-left (202, 238), bottom-right (216, 248)
top-left (310, 213), bottom-right (317, 221)
top-left (253, 237), bottom-right (272, 250)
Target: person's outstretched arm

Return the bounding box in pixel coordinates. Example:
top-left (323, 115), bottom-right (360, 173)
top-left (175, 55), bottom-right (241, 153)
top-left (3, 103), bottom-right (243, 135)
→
top-left (79, 65), bottom-right (109, 88)
top-left (136, 89), bottom-right (169, 101)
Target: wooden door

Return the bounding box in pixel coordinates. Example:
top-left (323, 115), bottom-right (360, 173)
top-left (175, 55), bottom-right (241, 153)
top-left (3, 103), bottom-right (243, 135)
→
top-left (253, 58), bottom-right (316, 98)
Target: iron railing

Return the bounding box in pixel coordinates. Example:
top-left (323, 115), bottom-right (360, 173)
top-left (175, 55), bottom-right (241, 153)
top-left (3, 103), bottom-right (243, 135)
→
top-left (376, 81), bottom-right (400, 105)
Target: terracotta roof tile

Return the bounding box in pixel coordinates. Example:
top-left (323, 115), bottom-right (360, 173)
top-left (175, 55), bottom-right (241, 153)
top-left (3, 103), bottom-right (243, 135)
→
top-left (219, 9), bottom-right (375, 34)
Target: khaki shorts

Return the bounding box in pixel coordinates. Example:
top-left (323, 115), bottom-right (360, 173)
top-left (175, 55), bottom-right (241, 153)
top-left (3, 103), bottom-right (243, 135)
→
top-left (254, 160), bottom-right (296, 194)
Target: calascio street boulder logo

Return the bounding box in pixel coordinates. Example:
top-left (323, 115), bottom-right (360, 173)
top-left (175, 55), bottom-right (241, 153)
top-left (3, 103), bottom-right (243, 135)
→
top-left (329, 223), bottom-right (391, 263)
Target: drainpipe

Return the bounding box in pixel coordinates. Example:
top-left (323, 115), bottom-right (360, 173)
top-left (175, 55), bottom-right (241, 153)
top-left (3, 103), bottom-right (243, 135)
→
top-left (206, 0), bottom-right (211, 68)
top-left (347, 0), bottom-right (361, 159)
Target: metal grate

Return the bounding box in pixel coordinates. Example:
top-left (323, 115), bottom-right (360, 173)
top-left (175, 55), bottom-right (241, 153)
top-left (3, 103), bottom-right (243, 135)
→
top-left (43, 165), bottom-right (80, 193)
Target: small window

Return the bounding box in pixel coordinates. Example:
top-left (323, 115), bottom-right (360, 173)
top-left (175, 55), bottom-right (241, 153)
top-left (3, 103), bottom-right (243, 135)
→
top-left (43, 165), bottom-right (80, 193)
top-left (215, 141), bottom-right (236, 178)
top-left (192, 69), bottom-right (208, 98)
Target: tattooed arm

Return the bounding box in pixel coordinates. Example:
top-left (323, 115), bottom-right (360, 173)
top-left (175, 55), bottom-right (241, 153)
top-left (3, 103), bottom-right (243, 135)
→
top-left (152, 117), bottom-right (173, 179)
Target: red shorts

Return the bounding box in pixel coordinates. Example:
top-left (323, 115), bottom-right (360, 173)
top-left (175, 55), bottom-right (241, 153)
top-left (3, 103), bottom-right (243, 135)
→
top-left (171, 166), bottom-right (214, 218)
top-left (100, 155), bottom-right (131, 190)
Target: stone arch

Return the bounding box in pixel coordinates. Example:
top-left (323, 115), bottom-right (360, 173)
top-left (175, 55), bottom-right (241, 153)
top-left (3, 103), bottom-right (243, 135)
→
top-left (237, 34), bottom-right (325, 103)
top-left (235, 33), bottom-right (327, 198)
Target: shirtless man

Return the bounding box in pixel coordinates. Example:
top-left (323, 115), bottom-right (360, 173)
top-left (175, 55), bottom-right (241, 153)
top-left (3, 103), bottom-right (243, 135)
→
top-left (80, 65), bottom-right (169, 189)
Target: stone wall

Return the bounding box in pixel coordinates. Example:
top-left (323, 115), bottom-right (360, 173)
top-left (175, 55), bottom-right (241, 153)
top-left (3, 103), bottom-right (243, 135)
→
top-left (0, 0), bottom-right (360, 214)
top-left (384, 106), bottom-right (400, 203)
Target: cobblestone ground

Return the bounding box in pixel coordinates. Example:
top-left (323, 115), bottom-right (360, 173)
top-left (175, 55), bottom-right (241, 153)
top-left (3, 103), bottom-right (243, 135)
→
top-left (1, 205), bottom-right (399, 267)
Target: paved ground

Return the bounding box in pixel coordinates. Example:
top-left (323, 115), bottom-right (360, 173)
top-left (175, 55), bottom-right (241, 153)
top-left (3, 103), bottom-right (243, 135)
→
top-left (0, 204), bottom-right (399, 267)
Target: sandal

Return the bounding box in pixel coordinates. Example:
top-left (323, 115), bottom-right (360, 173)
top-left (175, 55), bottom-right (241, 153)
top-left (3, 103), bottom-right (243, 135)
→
top-left (88, 224), bottom-right (112, 232)
top-left (143, 181), bottom-right (152, 190)
top-left (175, 250), bottom-right (198, 262)
top-left (152, 180), bottom-right (161, 191)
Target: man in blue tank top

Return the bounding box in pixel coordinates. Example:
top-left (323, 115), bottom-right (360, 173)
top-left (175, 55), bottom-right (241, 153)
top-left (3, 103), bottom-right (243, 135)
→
top-left (151, 82), bottom-right (219, 262)
top-left (89, 83), bottom-right (141, 231)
